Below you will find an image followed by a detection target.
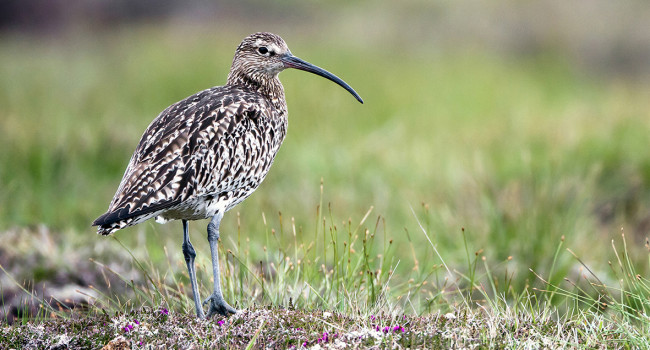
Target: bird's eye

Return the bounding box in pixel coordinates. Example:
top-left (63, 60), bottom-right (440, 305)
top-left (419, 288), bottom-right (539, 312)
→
top-left (258, 47), bottom-right (268, 55)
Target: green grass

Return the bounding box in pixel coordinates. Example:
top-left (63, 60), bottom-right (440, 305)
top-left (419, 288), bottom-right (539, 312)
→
top-left (1, 23), bottom-right (650, 347)
top-left (1, 215), bottom-right (648, 348)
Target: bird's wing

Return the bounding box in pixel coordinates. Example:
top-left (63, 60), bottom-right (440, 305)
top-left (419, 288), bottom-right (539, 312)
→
top-left (93, 86), bottom-right (265, 227)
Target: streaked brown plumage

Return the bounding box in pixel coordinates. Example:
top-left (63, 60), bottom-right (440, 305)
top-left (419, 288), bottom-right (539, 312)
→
top-left (92, 32), bottom-right (362, 318)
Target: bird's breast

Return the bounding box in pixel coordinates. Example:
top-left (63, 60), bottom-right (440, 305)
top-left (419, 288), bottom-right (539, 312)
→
top-left (180, 109), bottom-right (287, 218)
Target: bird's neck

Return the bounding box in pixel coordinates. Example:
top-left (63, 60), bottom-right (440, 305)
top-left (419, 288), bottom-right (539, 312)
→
top-left (227, 71), bottom-right (287, 112)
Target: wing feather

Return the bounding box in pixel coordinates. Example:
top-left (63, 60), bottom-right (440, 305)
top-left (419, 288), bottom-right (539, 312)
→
top-left (93, 85), bottom-right (266, 227)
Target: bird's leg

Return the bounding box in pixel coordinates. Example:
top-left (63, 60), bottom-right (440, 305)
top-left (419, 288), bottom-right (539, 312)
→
top-left (203, 212), bottom-right (238, 317)
top-left (182, 219), bottom-right (205, 318)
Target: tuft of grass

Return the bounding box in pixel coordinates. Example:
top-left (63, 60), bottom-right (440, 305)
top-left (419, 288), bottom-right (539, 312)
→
top-left (529, 230), bottom-right (650, 348)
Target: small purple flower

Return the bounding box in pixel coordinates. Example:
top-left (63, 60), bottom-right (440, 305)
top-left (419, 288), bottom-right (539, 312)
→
top-left (134, 319), bottom-right (140, 325)
top-left (382, 326), bottom-right (390, 333)
top-left (138, 341), bottom-right (143, 346)
top-left (370, 315), bottom-right (375, 321)
top-left (303, 341), bottom-right (308, 347)
top-left (159, 307), bottom-right (169, 315)
top-left (375, 325), bottom-right (380, 331)
top-left (217, 319), bottom-right (225, 326)
top-left (317, 332), bottom-right (330, 343)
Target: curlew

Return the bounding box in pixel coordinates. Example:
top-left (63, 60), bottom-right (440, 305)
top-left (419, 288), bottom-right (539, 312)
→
top-left (93, 32), bottom-right (362, 318)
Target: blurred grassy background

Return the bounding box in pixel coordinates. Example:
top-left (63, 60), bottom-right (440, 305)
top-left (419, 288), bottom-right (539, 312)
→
top-left (1, 0), bottom-right (650, 312)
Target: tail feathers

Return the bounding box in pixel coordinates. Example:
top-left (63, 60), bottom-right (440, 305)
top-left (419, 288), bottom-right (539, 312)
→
top-left (97, 227), bottom-right (114, 235)
top-left (93, 210), bottom-right (134, 235)
top-left (93, 200), bottom-right (181, 235)
top-left (93, 217), bottom-right (130, 236)
top-left (93, 210), bottom-right (158, 235)
top-left (96, 223), bottom-right (123, 236)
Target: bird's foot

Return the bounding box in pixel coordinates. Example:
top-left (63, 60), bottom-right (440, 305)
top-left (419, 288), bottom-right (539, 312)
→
top-left (202, 293), bottom-right (238, 318)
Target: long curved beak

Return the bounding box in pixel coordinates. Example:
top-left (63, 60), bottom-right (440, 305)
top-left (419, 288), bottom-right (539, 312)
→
top-left (281, 54), bottom-right (363, 104)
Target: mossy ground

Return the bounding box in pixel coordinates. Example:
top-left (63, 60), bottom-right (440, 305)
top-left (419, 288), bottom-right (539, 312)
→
top-left (1, 306), bottom-right (634, 349)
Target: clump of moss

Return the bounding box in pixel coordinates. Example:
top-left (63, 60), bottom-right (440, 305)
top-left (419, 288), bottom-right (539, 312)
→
top-left (0, 306), bottom-right (632, 349)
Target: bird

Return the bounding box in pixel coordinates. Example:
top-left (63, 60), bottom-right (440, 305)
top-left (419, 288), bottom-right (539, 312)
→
top-left (92, 32), bottom-right (363, 318)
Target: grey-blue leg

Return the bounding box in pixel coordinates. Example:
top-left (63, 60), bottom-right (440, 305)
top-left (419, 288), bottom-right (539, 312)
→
top-left (182, 219), bottom-right (205, 318)
top-left (203, 212), bottom-right (237, 317)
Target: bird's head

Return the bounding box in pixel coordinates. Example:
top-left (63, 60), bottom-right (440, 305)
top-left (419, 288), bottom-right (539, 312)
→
top-left (231, 32), bottom-right (290, 79)
top-left (228, 32), bottom-right (363, 103)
